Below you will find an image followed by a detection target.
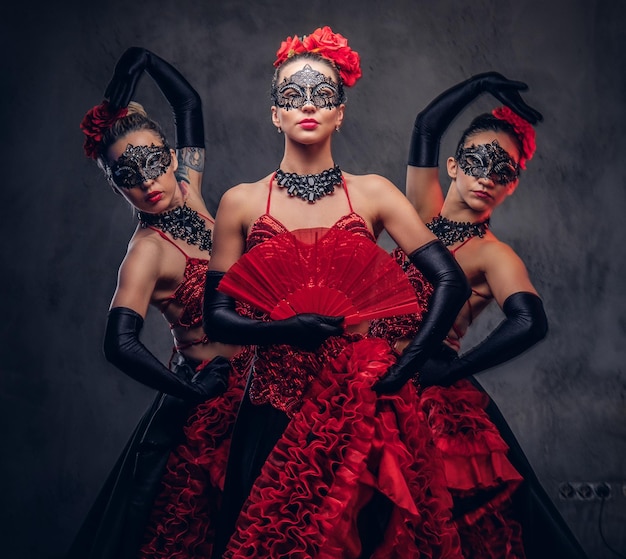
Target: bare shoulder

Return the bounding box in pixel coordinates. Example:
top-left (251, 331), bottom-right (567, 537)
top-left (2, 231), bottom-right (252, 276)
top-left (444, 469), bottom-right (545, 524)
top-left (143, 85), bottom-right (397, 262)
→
top-left (477, 236), bottom-right (525, 268)
top-left (344, 171), bottom-right (398, 194)
top-left (110, 229), bottom-right (170, 312)
top-left (219, 175), bottom-right (271, 210)
top-left (343, 171), bottom-right (405, 210)
top-left (476, 235), bottom-right (538, 300)
top-left (123, 228), bottom-right (167, 273)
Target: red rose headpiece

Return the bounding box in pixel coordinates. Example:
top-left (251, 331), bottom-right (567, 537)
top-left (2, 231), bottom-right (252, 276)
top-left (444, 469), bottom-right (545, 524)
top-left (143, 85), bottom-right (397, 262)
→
top-left (80, 100), bottom-right (129, 159)
top-left (274, 26), bottom-right (362, 87)
top-left (491, 106), bottom-right (536, 169)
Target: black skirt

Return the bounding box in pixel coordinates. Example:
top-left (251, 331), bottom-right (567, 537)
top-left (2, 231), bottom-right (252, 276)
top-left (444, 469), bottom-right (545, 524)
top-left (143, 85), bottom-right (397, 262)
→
top-left (65, 354), bottom-right (201, 559)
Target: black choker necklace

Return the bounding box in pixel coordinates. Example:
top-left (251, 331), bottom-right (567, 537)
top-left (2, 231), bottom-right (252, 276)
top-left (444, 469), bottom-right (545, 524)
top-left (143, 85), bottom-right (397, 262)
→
top-left (138, 204), bottom-right (212, 252)
top-left (427, 215), bottom-right (490, 247)
top-left (274, 165), bottom-right (342, 203)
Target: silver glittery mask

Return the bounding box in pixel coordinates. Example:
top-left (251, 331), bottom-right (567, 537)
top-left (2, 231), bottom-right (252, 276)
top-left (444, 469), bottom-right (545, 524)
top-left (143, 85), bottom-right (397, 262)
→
top-left (456, 140), bottom-right (520, 185)
top-left (107, 143), bottom-right (172, 188)
top-left (272, 64), bottom-right (344, 110)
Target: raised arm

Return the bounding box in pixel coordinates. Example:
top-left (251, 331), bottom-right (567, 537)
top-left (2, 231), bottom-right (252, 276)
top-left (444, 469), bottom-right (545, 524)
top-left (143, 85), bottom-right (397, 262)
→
top-left (104, 47), bottom-right (206, 194)
top-left (406, 72), bottom-right (543, 222)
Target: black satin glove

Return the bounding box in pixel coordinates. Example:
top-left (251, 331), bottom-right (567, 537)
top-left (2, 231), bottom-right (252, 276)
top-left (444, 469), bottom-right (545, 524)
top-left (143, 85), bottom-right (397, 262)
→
top-left (203, 271), bottom-right (344, 351)
top-left (104, 306), bottom-right (230, 403)
top-left (104, 46), bottom-right (204, 148)
top-left (373, 240), bottom-right (470, 394)
top-left (408, 72), bottom-right (543, 167)
top-left (418, 291), bottom-right (548, 387)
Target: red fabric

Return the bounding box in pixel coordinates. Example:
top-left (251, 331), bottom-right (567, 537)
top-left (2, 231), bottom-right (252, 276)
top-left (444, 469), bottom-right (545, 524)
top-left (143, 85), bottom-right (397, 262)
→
top-left (369, 246), bottom-right (434, 343)
top-left (141, 209), bottom-right (527, 558)
top-left (220, 226), bottom-right (419, 326)
top-left (224, 337), bottom-right (464, 559)
top-left (372, 246), bottom-right (527, 557)
top-left (138, 348), bottom-right (252, 559)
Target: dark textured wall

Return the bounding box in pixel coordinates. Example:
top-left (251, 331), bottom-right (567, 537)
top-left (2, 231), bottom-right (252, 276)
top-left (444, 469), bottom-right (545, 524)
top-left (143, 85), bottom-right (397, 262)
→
top-left (1, 1), bottom-right (624, 557)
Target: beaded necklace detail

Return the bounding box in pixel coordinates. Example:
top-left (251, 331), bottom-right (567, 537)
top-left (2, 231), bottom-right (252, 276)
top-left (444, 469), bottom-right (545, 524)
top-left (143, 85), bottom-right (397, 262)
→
top-left (274, 165), bottom-right (342, 203)
top-left (138, 204), bottom-right (212, 252)
top-left (427, 215), bottom-right (490, 247)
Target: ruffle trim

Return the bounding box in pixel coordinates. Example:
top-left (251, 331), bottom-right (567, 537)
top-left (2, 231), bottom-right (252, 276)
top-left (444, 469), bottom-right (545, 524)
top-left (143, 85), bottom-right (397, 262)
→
top-left (224, 338), bottom-right (464, 559)
top-left (418, 380), bottom-right (523, 528)
top-left (138, 349), bottom-right (251, 558)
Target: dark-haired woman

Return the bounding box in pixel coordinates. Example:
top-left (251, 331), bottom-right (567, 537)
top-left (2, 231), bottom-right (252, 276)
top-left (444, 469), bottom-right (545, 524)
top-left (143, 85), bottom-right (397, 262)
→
top-left (370, 74), bottom-right (589, 558)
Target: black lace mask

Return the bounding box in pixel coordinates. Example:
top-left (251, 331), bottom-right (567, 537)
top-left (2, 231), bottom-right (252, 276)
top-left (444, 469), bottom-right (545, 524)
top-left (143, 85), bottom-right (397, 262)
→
top-left (107, 143), bottom-right (172, 188)
top-left (456, 140), bottom-right (520, 185)
top-left (272, 64), bottom-right (344, 110)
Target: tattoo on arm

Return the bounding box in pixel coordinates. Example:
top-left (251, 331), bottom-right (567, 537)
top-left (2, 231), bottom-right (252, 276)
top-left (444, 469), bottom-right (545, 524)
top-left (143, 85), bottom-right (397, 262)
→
top-left (175, 147), bottom-right (205, 185)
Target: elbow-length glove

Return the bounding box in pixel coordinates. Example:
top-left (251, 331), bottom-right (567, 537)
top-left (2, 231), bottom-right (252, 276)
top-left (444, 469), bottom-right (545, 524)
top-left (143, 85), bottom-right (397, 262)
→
top-left (203, 271), bottom-right (344, 351)
top-left (418, 291), bottom-right (548, 387)
top-left (104, 46), bottom-right (204, 148)
top-left (373, 240), bottom-right (471, 394)
top-left (104, 306), bottom-right (229, 403)
top-left (408, 72), bottom-right (543, 167)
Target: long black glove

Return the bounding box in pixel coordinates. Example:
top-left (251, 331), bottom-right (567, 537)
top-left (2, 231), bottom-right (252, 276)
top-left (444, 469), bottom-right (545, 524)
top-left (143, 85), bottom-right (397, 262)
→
top-left (418, 291), bottom-right (548, 387)
top-left (104, 306), bottom-right (229, 403)
top-left (104, 46), bottom-right (204, 148)
top-left (203, 271), bottom-right (344, 351)
top-left (373, 240), bottom-right (470, 394)
top-left (408, 72), bottom-right (543, 167)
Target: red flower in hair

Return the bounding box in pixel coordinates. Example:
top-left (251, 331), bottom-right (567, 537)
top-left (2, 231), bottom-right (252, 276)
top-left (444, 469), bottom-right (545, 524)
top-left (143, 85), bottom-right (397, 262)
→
top-left (492, 106), bottom-right (536, 169)
top-left (80, 100), bottom-right (128, 159)
top-left (274, 26), bottom-right (362, 88)
top-left (274, 34), bottom-right (307, 68)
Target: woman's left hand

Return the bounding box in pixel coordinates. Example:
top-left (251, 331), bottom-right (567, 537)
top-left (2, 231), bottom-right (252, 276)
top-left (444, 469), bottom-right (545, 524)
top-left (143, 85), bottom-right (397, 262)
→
top-left (105, 46), bottom-right (151, 109)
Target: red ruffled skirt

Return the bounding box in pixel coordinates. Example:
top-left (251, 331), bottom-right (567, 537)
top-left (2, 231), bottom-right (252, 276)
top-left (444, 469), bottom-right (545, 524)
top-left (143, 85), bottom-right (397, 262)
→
top-left (418, 379), bottom-right (526, 558)
top-left (137, 348), bottom-right (251, 559)
top-left (223, 337), bottom-right (463, 559)
top-left (137, 337), bottom-right (527, 559)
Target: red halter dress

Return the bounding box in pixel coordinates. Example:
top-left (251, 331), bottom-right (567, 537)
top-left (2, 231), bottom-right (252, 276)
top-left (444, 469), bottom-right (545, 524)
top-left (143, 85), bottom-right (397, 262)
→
top-left (210, 180), bottom-right (464, 559)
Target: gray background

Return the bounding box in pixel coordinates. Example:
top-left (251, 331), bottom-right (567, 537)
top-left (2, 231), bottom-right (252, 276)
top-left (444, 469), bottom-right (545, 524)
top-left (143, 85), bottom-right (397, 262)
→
top-left (1, 1), bottom-right (624, 558)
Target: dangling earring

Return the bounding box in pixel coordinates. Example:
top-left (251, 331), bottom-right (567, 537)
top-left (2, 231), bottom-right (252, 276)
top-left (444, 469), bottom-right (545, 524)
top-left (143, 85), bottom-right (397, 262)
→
top-left (335, 126), bottom-right (340, 132)
top-left (277, 127), bottom-right (282, 134)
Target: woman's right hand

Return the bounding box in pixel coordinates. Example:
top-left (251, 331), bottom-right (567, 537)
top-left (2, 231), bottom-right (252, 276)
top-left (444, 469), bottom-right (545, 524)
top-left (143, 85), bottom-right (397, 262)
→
top-left (203, 271), bottom-right (344, 350)
top-left (104, 306), bottom-right (229, 404)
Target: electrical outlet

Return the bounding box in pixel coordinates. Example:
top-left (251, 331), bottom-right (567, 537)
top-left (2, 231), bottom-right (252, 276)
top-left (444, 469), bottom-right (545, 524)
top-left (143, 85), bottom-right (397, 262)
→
top-left (558, 482), bottom-right (612, 500)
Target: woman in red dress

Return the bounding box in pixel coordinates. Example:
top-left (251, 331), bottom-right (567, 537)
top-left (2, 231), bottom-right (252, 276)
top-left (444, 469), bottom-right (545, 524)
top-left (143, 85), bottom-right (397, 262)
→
top-left (68, 48), bottom-right (248, 559)
top-left (202, 27), bottom-right (471, 559)
top-left (370, 74), bottom-right (589, 558)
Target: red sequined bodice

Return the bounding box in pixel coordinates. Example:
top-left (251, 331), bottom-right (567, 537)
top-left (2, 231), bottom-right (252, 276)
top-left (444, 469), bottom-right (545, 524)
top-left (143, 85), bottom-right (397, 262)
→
top-left (246, 211), bottom-right (374, 251)
top-left (245, 212), bottom-right (375, 415)
top-left (159, 257), bottom-right (209, 330)
top-left (147, 226), bottom-right (210, 331)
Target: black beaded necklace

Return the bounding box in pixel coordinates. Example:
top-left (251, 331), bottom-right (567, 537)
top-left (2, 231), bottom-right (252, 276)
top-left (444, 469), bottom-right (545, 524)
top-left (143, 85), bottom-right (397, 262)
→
top-left (138, 204), bottom-right (212, 252)
top-left (427, 215), bottom-right (490, 247)
top-left (274, 165), bottom-right (343, 203)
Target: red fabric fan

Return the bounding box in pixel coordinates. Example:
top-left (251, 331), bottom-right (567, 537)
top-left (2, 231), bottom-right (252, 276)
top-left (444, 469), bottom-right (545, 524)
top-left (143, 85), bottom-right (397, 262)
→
top-left (218, 227), bottom-right (420, 325)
